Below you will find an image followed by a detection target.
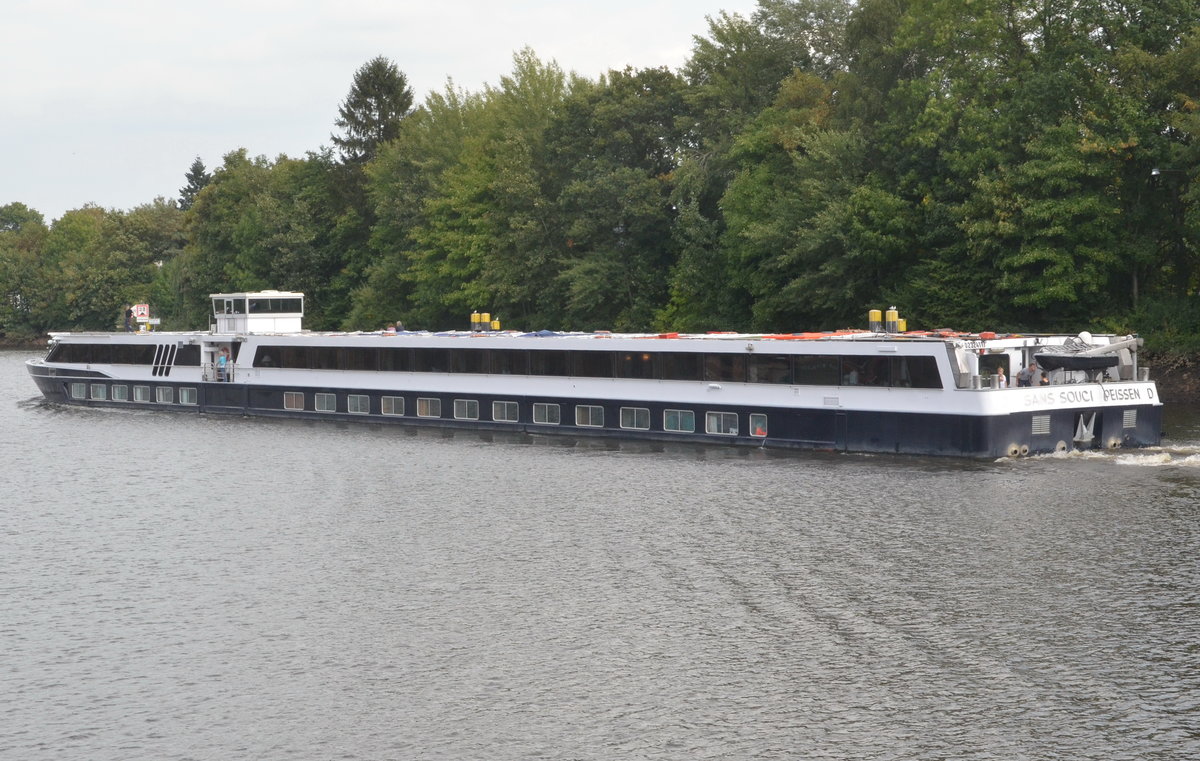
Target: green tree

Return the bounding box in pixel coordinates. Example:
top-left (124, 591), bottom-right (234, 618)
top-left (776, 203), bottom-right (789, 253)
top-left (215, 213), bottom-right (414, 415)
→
top-left (332, 56), bottom-right (415, 165)
top-left (178, 156), bottom-right (212, 211)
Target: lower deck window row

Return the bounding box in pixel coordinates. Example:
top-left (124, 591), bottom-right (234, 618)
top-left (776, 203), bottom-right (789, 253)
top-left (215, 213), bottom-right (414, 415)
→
top-left (274, 392), bottom-right (767, 436)
top-left (70, 382), bottom-right (195, 405)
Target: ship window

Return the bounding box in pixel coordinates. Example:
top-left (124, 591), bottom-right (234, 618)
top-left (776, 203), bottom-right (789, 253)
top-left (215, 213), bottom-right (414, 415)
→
top-left (750, 414), bottom-right (768, 437)
top-left (616, 353), bottom-right (656, 379)
top-left (893, 357), bottom-right (942, 389)
top-left (619, 407), bottom-right (650, 430)
top-left (382, 396), bottom-right (404, 416)
top-left (175, 345), bottom-right (201, 366)
top-left (705, 354), bottom-right (746, 383)
top-left (179, 388), bottom-right (197, 405)
top-left (706, 411), bottom-right (738, 435)
top-left (380, 347), bottom-right (413, 371)
top-left (530, 351), bottom-right (568, 376)
top-left (70, 382), bottom-right (87, 399)
top-left (748, 355), bottom-right (792, 384)
top-left (571, 351), bottom-right (613, 378)
top-left (348, 394), bottom-right (370, 414)
top-left (661, 353), bottom-right (703, 381)
top-left (90, 383), bottom-right (107, 400)
top-left (491, 350), bottom-right (529, 375)
top-left (283, 391), bottom-right (304, 411)
top-left (413, 348), bottom-right (450, 373)
top-left (533, 403), bottom-right (560, 425)
top-left (310, 347), bottom-right (339, 370)
top-left (664, 409), bottom-right (695, 433)
top-left (315, 392), bottom-right (336, 412)
top-left (493, 401), bottom-right (519, 422)
top-left (576, 405), bottom-right (604, 427)
top-left (453, 399), bottom-right (479, 420)
top-left (340, 348), bottom-right (378, 371)
top-left (156, 386), bottom-right (173, 404)
top-left (451, 349), bottom-right (486, 374)
top-left (111, 385), bottom-right (129, 401)
top-left (134, 385), bottom-right (151, 402)
top-left (794, 355), bottom-right (840, 385)
top-left (417, 397), bottom-right (441, 417)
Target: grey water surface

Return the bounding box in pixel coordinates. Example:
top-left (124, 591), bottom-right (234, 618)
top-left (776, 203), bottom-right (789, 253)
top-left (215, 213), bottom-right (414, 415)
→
top-left (2, 349), bottom-right (1198, 760)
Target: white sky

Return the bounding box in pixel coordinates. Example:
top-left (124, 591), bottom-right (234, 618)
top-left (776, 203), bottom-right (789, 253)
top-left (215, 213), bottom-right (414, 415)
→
top-left (2, 0), bottom-right (761, 223)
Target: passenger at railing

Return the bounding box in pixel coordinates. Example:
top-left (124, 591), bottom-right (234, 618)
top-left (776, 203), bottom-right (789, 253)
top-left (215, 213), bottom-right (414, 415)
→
top-left (217, 348), bottom-right (229, 382)
top-left (1016, 361), bottom-right (1038, 387)
top-left (1040, 371), bottom-right (1050, 386)
top-left (996, 365), bottom-right (1008, 388)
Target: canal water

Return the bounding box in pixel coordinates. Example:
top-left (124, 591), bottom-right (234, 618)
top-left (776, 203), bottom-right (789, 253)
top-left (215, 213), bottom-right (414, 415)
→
top-left (2, 349), bottom-right (1198, 760)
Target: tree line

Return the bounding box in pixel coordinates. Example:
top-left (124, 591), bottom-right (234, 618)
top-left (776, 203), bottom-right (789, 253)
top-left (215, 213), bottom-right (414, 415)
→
top-left (3, 0), bottom-right (1199, 352)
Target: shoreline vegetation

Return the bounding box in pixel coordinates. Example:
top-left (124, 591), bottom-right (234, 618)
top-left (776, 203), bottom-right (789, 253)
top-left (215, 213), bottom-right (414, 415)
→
top-left (4, 4), bottom-right (1199, 394)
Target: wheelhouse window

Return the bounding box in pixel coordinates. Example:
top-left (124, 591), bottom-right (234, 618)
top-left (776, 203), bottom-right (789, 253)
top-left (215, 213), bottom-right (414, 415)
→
top-left (348, 394), bottom-right (370, 414)
top-left (90, 383), bottom-right (106, 400)
top-left (156, 387), bottom-right (173, 404)
top-left (453, 399), bottom-right (479, 420)
top-left (417, 397), bottom-right (441, 418)
top-left (706, 411), bottom-right (738, 435)
top-left (134, 385), bottom-right (151, 402)
top-left (283, 391), bottom-right (304, 411)
top-left (533, 402), bottom-right (560, 425)
top-left (381, 396), bottom-right (404, 416)
top-left (315, 392), bottom-right (336, 412)
top-left (493, 401), bottom-right (519, 422)
top-left (620, 407), bottom-right (650, 430)
top-left (179, 388), bottom-right (198, 405)
top-left (575, 405), bottom-right (604, 427)
top-left (664, 409), bottom-right (695, 433)
top-left (749, 413), bottom-right (767, 437)
top-left (111, 385), bottom-right (129, 401)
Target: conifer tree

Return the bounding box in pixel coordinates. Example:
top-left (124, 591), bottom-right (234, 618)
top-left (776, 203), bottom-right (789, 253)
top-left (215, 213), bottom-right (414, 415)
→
top-left (178, 157), bottom-right (211, 211)
top-left (332, 56), bottom-right (414, 164)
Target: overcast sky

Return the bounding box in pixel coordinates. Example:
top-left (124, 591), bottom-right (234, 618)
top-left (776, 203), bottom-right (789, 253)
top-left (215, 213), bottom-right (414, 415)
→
top-left (3, 0), bottom-right (760, 223)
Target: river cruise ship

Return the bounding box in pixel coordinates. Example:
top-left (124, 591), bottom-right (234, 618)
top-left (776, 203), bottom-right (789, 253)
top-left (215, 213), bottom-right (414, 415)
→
top-left (26, 291), bottom-right (1162, 458)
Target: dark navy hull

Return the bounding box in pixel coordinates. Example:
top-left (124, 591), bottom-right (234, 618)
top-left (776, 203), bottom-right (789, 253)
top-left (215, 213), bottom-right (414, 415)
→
top-left (27, 366), bottom-right (1164, 459)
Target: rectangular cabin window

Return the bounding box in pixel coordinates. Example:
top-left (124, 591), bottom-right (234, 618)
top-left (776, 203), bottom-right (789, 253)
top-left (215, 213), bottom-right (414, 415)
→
top-left (575, 404), bottom-right (604, 427)
top-left (111, 385), bottom-right (129, 401)
top-left (283, 391), bottom-right (305, 411)
top-left (749, 413), bottom-right (768, 437)
top-left (417, 397), bottom-right (441, 418)
top-left (309, 347), bottom-right (339, 370)
top-left (380, 347), bottom-right (413, 372)
top-left (616, 353), bottom-right (656, 379)
top-left (348, 394), bottom-right (370, 414)
top-left (664, 409), bottom-right (695, 433)
top-left (277, 347), bottom-right (308, 369)
top-left (705, 354), bottom-right (746, 383)
top-left (134, 385), bottom-right (151, 402)
top-left (315, 393), bottom-right (336, 412)
top-left (381, 396), bottom-right (404, 416)
top-left (340, 348), bottom-right (378, 371)
top-left (175, 345), bottom-right (200, 366)
top-left (530, 351), bottom-right (568, 376)
top-left (571, 351), bottom-right (613, 378)
top-left (748, 355), bottom-right (793, 384)
top-left (533, 403), bottom-right (560, 425)
top-left (179, 388), bottom-right (197, 405)
top-left (90, 383), bottom-right (107, 400)
top-left (841, 356), bottom-right (891, 387)
top-left (661, 353), bottom-right (702, 381)
top-left (794, 355), bottom-right (840, 386)
top-left (413, 348), bottom-right (450, 373)
top-left (453, 399), bottom-right (479, 420)
top-left (490, 350), bottom-right (529, 375)
top-left (493, 401), bottom-right (519, 422)
top-left (619, 407), bottom-right (650, 430)
top-left (156, 387), bottom-right (173, 404)
top-left (70, 382), bottom-right (87, 399)
top-left (451, 349), bottom-right (486, 374)
top-left (706, 411), bottom-right (738, 435)
top-left (893, 356), bottom-right (943, 389)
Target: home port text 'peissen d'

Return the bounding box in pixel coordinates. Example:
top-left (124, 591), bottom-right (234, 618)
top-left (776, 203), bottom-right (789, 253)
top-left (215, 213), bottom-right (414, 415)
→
top-left (25, 292), bottom-right (1163, 458)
